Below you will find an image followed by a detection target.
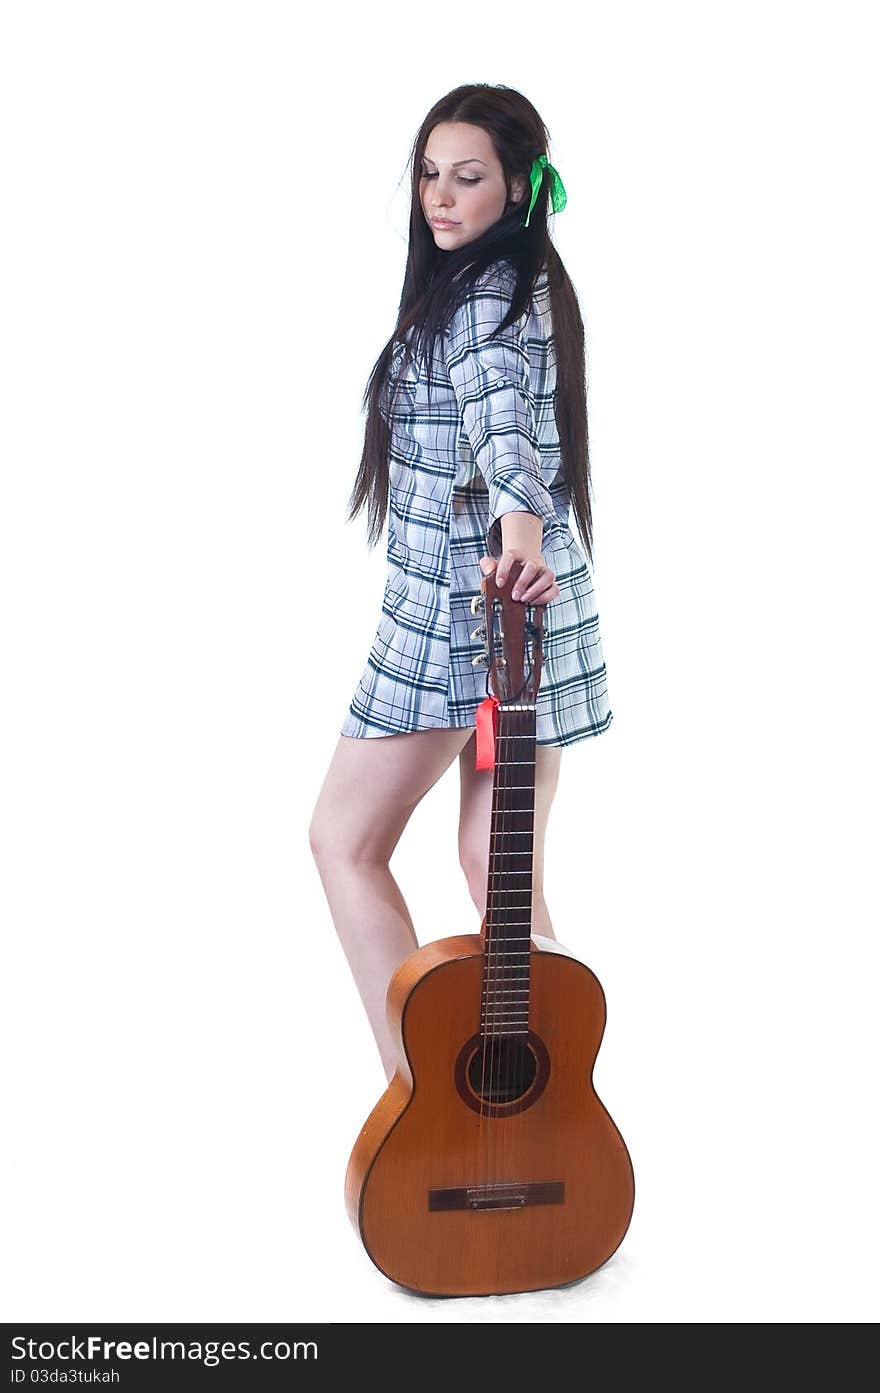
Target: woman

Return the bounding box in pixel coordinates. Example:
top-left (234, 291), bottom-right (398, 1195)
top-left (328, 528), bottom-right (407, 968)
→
top-left (310, 84), bottom-right (613, 1085)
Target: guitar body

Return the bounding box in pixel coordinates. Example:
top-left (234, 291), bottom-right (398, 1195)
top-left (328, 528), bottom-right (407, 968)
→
top-left (345, 928), bottom-right (635, 1297)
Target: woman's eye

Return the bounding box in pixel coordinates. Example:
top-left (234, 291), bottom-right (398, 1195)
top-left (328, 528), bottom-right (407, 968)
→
top-left (420, 172), bottom-right (480, 185)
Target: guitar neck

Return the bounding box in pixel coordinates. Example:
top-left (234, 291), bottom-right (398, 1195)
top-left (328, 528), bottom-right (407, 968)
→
top-left (482, 704), bottom-right (536, 1037)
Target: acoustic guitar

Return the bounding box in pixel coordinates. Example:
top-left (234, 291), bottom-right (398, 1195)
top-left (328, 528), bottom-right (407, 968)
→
top-left (345, 560), bottom-right (635, 1295)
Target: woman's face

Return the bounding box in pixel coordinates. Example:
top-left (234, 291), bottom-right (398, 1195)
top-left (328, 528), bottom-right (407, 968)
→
top-left (419, 121), bottom-right (527, 248)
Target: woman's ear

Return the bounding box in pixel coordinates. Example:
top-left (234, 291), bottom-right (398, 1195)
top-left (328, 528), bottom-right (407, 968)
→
top-left (510, 175), bottom-right (527, 208)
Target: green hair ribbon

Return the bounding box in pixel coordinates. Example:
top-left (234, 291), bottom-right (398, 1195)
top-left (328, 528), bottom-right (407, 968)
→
top-left (523, 153), bottom-right (567, 228)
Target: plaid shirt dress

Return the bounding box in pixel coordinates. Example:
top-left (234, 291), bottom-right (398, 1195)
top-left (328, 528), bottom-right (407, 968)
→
top-left (339, 260), bottom-right (614, 747)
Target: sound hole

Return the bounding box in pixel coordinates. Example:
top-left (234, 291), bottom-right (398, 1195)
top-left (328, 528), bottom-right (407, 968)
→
top-left (467, 1037), bottom-right (538, 1104)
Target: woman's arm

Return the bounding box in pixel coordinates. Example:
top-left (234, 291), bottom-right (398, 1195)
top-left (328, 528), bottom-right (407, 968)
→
top-left (497, 509), bottom-right (544, 559)
top-left (444, 272), bottom-right (562, 561)
top-left (446, 272), bottom-right (562, 604)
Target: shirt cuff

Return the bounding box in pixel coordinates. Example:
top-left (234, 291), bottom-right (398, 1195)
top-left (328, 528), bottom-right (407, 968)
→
top-left (486, 471), bottom-right (563, 558)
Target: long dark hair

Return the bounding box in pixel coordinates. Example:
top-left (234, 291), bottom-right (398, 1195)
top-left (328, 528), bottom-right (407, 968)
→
top-left (346, 83), bottom-right (595, 565)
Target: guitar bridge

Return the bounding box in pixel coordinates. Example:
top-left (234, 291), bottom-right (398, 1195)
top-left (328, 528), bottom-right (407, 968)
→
top-left (428, 1180), bottom-right (564, 1212)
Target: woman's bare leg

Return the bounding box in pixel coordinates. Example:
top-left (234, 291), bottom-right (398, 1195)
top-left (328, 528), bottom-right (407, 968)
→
top-left (457, 732), bottom-right (563, 938)
top-left (309, 727), bottom-right (474, 1083)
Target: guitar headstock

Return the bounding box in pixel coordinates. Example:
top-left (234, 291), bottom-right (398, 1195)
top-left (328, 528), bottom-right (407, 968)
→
top-left (469, 558), bottom-right (546, 703)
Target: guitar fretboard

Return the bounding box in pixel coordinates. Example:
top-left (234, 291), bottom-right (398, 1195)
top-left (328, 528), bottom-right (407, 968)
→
top-left (482, 705), bottom-right (537, 1038)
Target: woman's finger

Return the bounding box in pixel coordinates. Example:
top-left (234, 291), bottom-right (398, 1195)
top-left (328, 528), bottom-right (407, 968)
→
top-left (528, 583), bottom-right (560, 606)
top-left (513, 569), bottom-right (556, 603)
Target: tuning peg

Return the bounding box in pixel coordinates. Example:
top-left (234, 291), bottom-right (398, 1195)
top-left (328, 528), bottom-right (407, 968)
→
top-left (471, 652), bottom-right (489, 668)
top-left (469, 623), bottom-right (486, 642)
top-left (470, 594), bottom-right (485, 615)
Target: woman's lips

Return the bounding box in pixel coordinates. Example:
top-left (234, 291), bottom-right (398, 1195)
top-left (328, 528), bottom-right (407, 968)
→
top-left (432, 218), bottom-right (459, 228)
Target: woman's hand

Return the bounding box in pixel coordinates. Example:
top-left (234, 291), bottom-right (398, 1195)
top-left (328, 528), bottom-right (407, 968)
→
top-left (478, 551), bottom-right (560, 605)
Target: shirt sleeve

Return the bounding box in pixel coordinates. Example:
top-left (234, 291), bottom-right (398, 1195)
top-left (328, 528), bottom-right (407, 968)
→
top-left (444, 272), bottom-right (562, 559)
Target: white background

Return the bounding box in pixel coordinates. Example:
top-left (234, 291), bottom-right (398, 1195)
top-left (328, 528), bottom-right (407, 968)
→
top-left (2, 0), bottom-right (878, 1324)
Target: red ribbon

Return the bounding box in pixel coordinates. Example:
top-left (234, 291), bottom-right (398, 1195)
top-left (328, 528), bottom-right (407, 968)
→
top-left (475, 695), bottom-right (501, 770)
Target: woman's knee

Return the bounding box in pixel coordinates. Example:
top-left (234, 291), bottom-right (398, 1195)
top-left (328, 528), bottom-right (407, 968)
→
top-left (308, 805), bottom-right (343, 868)
top-left (312, 728), bottom-right (473, 869)
top-left (309, 788), bottom-right (401, 869)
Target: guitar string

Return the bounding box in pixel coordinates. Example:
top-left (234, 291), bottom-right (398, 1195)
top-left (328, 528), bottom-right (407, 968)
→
top-left (498, 706), bottom-right (515, 1200)
top-left (525, 702), bottom-right (538, 1178)
top-left (492, 653), bottom-right (531, 1211)
top-left (498, 694), bottom-right (529, 1209)
top-left (481, 607), bottom-right (542, 1223)
top-left (499, 706), bottom-right (515, 1210)
top-left (479, 592), bottom-right (535, 1215)
top-left (493, 708), bottom-right (508, 1288)
top-left (478, 592), bottom-right (499, 1203)
top-left (475, 676), bottom-right (492, 1203)
top-left (509, 640), bottom-right (538, 1203)
top-left (496, 706), bottom-right (511, 1219)
top-left (497, 708), bottom-right (507, 1208)
top-left (508, 704), bottom-right (523, 1199)
top-left (525, 619), bottom-right (545, 1186)
top-left (487, 688), bottom-right (507, 1200)
top-left (490, 705), bottom-right (510, 1231)
top-left (487, 653), bottom-right (513, 1204)
top-left (487, 698), bottom-right (506, 1201)
top-left (520, 701), bottom-right (537, 1189)
top-left (509, 703), bottom-right (532, 1210)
